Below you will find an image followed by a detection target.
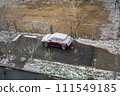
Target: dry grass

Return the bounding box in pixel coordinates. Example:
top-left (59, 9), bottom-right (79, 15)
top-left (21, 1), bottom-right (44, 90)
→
top-left (7, 2), bottom-right (110, 38)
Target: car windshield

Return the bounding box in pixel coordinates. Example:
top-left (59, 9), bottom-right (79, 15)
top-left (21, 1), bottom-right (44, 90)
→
top-left (63, 36), bottom-right (70, 41)
top-left (51, 38), bottom-right (62, 42)
top-left (63, 36), bottom-right (68, 41)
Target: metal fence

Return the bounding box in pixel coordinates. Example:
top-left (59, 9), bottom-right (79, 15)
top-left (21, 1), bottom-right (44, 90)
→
top-left (0, 20), bottom-right (119, 40)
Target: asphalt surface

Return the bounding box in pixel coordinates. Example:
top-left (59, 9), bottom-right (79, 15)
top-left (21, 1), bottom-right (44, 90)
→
top-left (34, 40), bottom-right (94, 66)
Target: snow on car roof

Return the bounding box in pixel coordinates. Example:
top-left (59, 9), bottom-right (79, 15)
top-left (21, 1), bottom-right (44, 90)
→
top-left (48, 33), bottom-right (68, 40)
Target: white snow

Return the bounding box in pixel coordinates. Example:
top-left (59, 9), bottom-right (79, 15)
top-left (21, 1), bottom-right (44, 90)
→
top-left (0, 31), bottom-right (45, 43)
top-left (100, 0), bottom-right (119, 39)
top-left (41, 34), bottom-right (51, 41)
top-left (48, 33), bottom-right (68, 40)
top-left (0, 55), bottom-right (15, 67)
top-left (22, 59), bottom-right (120, 80)
top-left (12, 34), bottom-right (22, 42)
top-left (0, 31), bottom-right (19, 42)
top-left (75, 38), bottom-right (120, 54)
top-left (1, 57), bottom-right (119, 80)
top-left (24, 35), bottom-right (37, 38)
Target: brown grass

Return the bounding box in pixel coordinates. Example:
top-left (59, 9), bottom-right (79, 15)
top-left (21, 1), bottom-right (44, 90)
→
top-left (7, 2), bottom-right (110, 38)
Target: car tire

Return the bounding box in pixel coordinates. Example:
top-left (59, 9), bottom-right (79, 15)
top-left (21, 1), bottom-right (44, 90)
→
top-left (61, 45), bottom-right (66, 50)
top-left (43, 42), bottom-right (48, 47)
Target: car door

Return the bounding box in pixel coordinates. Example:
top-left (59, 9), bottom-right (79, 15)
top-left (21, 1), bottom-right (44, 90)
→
top-left (50, 38), bottom-right (61, 47)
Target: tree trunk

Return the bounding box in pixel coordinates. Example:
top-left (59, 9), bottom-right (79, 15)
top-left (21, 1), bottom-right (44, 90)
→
top-left (75, 26), bottom-right (78, 38)
top-left (70, 26), bottom-right (73, 37)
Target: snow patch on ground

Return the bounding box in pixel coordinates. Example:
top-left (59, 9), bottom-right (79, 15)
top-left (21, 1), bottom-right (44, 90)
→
top-left (12, 34), bottom-right (22, 42)
top-left (0, 31), bottom-right (19, 42)
top-left (1, 57), bottom-right (120, 80)
top-left (100, 1), bottom-right (119, 39)
top-left (0, 56), bottom-right (15, 67)
top-left (0, 31), bottom-right (44, 43)
top-left (75, 38), bottom-right (120, 54)
top-left (22, 59), bottom-right (120, 80)
top-left (24, 35), bottom-right (37, 38)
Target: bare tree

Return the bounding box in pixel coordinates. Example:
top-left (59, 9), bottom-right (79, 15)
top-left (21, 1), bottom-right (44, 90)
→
top-left (0, 5), bottom-right (10, 31)
top-left (13, 36), bottom-right (40, 62)
top-left (45, 49), bottom-right (54, 61)
top-left (59, 0), bottom-right (89, 38)
top-left (0, 0), bottom-right (18, 31)
top-left (0, 42), bottom-right (11, 59)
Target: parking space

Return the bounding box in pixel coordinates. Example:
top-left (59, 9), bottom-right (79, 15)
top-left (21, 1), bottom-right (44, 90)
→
top-left (34, 40), bottom-right (94, 66)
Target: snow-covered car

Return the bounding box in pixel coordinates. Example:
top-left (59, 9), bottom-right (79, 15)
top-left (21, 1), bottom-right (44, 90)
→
top-left (41, 33), bottom-right (73, 50)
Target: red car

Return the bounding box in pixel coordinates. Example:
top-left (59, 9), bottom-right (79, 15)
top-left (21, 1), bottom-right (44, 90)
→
top-left (41, 33), bottom-right (73, 50)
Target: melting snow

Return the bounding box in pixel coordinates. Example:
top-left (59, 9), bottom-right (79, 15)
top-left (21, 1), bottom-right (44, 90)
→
top-left (12, 34), bottom-right (22, 42)
top-left (24, 35), bottom-right (37, 38)
top-left (75, 38), bottom-right (120, 54)
top-left (100, 0), bottom-right (119, 39)
top-left (22, 59), bottom-right (120, 80)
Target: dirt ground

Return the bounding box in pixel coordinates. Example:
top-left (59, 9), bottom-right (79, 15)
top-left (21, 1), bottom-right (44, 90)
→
top-left (6, 1), bottom-right (110, 38)
top-left (11, 2), bottom-right (109, 24)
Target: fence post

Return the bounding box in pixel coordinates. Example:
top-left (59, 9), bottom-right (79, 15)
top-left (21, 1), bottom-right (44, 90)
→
top-left (118, 22), bottom-right (120, 37)
top-left (14, 20), bottom-right (17, 32)
top-left (50, 24), bottom-right (53, 34)
top-left (0, 25), bottom-right (2, 32)
top-left (92, 24), bottom-right (95, 40)
top-left (31, 21), bottom-right (34, 33)
top-left (70, 26), bottom-right (73, 37)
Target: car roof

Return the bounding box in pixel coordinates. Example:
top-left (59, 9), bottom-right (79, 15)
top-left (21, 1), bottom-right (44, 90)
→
top-left (48, 33), bottom-right (68, 40)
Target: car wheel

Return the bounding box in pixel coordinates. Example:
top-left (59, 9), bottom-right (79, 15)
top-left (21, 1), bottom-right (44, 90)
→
top-left (61, 45), bottom-right (66, 50)
top-left (43, 42), bottom-right (48, 47)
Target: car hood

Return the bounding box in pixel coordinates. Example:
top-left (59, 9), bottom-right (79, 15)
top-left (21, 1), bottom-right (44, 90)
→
top-left (41, 34), bottom-right (51, 42)
top-left (61, 36), bottom-right (73, 45)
